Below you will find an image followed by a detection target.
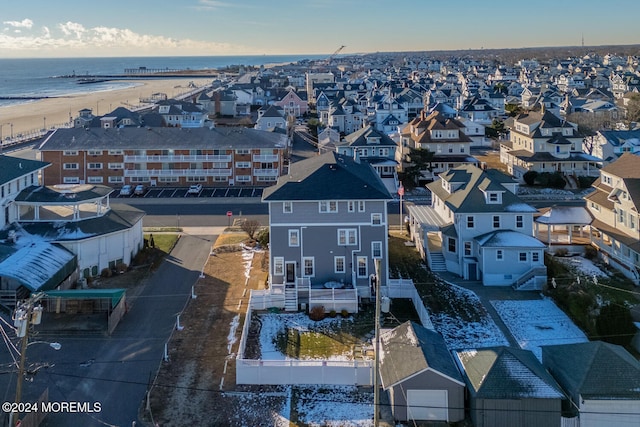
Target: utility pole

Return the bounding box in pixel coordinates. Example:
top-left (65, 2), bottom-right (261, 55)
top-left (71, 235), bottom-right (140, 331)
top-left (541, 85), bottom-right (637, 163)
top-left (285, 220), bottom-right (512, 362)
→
top-left (10, 293), bottom-right (44, 427)
top-left (373, 259), bottom-right (381, 427)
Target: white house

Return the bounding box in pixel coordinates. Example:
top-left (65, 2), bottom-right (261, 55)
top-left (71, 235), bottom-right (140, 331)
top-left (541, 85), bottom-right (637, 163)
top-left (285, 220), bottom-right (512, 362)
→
top-left (409, 165), bottom-right (546, 289)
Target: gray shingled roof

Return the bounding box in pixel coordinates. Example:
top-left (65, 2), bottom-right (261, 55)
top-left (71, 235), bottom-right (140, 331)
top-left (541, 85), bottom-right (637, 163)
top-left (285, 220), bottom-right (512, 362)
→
top-left (339, 125), bottom-right (397, 148)
top-left (38, 127), bottom-right (287, 151)
top-left (379, 321), bottom-right (464, 389)
top-left (0, 155), bottom-right (50, 186)
top-left (426, 165), bottom-right (537, 214)
top-left (456, 347), bottom-right (564, 399)
top-left (19, 204), bottom-right (145, 241)
top-left (15, 184), bottom-right (113, 203)
top-left (262, 151), bottom-right (392, 201)
top-left (542, 341), bottom-right (640, 400)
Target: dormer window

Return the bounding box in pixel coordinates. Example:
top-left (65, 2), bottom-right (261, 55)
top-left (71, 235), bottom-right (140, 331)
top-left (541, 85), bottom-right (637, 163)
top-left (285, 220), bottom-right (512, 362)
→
top-left (486, 192), bottom-right (502, 204)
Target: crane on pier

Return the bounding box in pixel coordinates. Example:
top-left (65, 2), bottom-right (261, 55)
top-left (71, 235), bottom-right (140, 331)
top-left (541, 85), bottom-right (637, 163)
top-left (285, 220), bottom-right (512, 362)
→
top-left (313, 45), bottom-right (346, 70)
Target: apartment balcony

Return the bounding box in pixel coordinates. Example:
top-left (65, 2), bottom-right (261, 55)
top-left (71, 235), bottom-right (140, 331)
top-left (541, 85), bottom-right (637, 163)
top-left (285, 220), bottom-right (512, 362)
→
top-left (125, 168), bottom-right (232, 177)
top-left (253, 169), bottom-right (279, 177)
top-left (252, 154), bottom-right (279, 162)
top-left (123, 154), bottom-right (232, 163)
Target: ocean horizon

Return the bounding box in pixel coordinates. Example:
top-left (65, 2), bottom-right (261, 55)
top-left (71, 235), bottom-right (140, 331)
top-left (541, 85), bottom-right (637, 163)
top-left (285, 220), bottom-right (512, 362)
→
top-left (0, 54), bottom-right (325, 108)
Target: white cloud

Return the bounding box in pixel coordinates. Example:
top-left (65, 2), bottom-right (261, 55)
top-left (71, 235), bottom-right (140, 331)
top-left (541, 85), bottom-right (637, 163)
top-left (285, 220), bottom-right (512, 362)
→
top-left (0, 20), bottom-right (252, 57)
top-left (196, 0), bottom-right (232, 9)
top-left (3, 19), bottom-right (34, 29)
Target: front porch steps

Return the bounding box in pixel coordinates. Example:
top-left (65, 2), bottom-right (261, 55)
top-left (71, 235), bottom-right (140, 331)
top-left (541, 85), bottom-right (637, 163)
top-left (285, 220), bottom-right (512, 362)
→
top-left (429, 252), bottom-right (447, 272)
top-left (284, 284), bottom-right (297, 311)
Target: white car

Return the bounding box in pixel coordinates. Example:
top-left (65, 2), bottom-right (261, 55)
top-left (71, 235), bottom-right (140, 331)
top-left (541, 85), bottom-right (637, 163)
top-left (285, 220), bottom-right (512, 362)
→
top-left (187, 184), bottom-right (203, 195)
top-left (119, 185), bottom-right (133, 196)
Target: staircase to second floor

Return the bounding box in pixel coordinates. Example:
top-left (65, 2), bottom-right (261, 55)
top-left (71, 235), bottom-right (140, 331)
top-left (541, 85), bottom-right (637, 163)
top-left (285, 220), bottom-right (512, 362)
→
top-left (429, 251), bottom-right (447, 272)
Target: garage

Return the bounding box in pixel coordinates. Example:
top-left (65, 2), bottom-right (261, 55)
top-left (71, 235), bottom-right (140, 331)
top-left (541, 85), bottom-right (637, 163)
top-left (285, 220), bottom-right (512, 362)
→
top-left (407, 389), bottom-right (448, 421)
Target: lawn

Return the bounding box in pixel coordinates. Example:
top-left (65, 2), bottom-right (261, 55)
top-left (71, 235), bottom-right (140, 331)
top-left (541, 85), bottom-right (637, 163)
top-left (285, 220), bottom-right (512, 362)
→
top-left (143, 232), bottom-right (179, 254)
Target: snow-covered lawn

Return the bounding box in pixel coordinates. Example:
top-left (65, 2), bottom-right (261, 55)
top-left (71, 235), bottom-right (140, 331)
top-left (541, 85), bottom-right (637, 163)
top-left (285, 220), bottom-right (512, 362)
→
top-left (294, 386), bottom-right (373, 427)
top-left (557, 256), bottom-right (609, 278)
top-left (258, 312), bottom-right (356, 360)
top-left (430, 283), bottom-right (509, 350)
top-left (492, 299), bottom-right (588, 360)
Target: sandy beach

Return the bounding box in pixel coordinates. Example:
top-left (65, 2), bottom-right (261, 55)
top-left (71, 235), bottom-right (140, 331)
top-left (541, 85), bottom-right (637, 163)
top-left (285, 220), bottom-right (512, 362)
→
top-left (0, 78), bottom-right (213, 140)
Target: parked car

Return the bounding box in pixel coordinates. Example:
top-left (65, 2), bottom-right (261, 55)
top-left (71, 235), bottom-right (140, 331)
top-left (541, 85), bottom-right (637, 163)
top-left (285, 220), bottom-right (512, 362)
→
top-left (134, 185), bottom-right (147, 196)
top-left (187, 184), bottom-right (203, 195)
top-left (119, 185), bottom-right (133, 196)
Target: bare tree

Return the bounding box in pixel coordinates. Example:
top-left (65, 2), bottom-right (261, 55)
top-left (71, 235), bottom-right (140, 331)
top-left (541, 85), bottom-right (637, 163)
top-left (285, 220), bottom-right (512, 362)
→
top-left (240, 219), bottom-right (261, 240)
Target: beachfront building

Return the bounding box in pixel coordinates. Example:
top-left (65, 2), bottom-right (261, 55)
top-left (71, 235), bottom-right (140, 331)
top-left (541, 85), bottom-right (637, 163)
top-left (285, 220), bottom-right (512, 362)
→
top-left (36, 127), bottom-right (287, 187)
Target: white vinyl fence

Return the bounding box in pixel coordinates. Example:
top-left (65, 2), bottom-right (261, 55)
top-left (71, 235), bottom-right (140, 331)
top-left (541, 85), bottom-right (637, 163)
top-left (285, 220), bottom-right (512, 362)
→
top-left (385, 278), bottom-right (434, 330)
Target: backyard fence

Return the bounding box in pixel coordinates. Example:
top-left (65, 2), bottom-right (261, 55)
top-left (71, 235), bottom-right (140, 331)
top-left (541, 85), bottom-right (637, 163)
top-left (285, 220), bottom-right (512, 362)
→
top-left (385, 278), bottom-right (434, 330)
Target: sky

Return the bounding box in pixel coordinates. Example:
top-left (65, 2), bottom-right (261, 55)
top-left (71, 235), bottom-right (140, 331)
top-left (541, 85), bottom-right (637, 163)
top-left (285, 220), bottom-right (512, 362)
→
top-left (1, 0), bottom-right (640, 58)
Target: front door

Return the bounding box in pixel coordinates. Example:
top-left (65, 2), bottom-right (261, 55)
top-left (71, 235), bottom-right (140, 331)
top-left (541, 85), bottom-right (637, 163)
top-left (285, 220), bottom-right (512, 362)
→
top-left (285, 262), bottom-right (296, 283)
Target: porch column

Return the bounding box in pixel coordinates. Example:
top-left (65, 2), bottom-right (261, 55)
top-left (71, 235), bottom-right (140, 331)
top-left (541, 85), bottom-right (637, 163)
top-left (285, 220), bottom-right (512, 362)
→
top-left (569, 225), bottom-right (573, 244)
top-left (34, 205), bottom-right (39, 220)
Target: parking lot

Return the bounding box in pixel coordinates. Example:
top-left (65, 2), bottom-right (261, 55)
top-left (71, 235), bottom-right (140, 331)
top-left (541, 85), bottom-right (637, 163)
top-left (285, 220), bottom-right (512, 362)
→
top-left (114, 186), bottom-right (265, 199)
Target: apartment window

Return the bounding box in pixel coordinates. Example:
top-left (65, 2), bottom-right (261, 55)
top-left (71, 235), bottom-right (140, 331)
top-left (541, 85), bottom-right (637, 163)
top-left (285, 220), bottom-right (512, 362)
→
top-left (87, 150), bottom-right (103, 156)
top-left (63, 177), bottom-right (79, 184)
top-left (372, 241), bottom-right (382, 259)
top-left (338, 229), bottom-right (357, 246)
top-left (236, 162), bottom-right (251, 168)
top-left (108, 176), bottom-right (124, 183)
top-left (371, 213), bottom-right (383, 225)
top-left (334, 256), bottom-right (346, 274)
top-left (448, 237), bottom-right (456, 253)
top-left (357, 256), bottom-right (368, 278)
top-left (519, 252), bottom-right (527, 262)
top-left (358, 200), bottom-right (365, 212)
top-left (88, 163), bottom-right (102, 169)
top-left (63, 163), bottom-right (79, 170)
top-left (63, 150), bottom-right (78, 156)
top-left (464, 241), bottom-right (472, 256)
top-left (288, 229), bottom-right (299, 247)
top-left (532, 252), bottom-right (540, 263)
top-left (87, 176), bottom-right (103, 183)
top-left (108, 163), bottom-right (124, 170)
top-left (319, 200), bottom-right (338, 213)
top-left (347, 201), bottom-right (355, 212)
top-left (516, 215), bottom-right (524, 228)
top-left (496, 250), bottom-right (503, 261)
top-left (493, 215), bottom-right (500, 228)
top-left (283, 201), bottom-right (292, 213)
top-left (467, 215), bottom-right (475, 229)
top-left (108, 149), bottom-right (123, 155)
top-left (303, 257), bottom-right (315, 277)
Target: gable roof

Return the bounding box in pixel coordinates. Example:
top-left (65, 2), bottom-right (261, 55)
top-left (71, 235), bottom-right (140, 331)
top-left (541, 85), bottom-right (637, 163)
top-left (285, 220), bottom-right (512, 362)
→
top-left (542, 341), bottom-right (640, 400)
top-left (262, 151), bottom-right (392, 201)
top-left (379, 321), bottom-right (463, 389)
top-left (426, 165), bottom-right (537, 214)
top-left (456, 347), bottom-right (564, 399)
top-left (600, 152), bottom-right (640, 178)
top-left (0, 155), bottom-right (50, 186)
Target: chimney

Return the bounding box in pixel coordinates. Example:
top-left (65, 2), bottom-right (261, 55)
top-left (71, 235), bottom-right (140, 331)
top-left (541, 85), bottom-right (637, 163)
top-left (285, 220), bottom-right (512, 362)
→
top-left (420, 109), bottom-right (426, 121)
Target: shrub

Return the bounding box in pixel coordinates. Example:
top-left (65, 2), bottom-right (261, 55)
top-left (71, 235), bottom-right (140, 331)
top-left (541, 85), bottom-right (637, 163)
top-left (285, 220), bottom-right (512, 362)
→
top-left (116, 263), bottom-right (128, 273)
top-left (341, 309), bottom-right (350, 318)
top-left (578, 176), bottom-right (597, 189)
top-left (309, 305), bottom-right (325, 321)
top-left (328, 310), bottom-right (337, 318)
top-left (101, 268), bottom-right (112, 278)
top-left (523, 170), bottom-right (538, 186)
top-left (596, 303), bottom-right (636, 346)
top-left (584, 245), bottom-right (598, 260)
top-left (554, 248), bottom-right (569, 257)
top-left (256, 228), bottom-right (269, 248)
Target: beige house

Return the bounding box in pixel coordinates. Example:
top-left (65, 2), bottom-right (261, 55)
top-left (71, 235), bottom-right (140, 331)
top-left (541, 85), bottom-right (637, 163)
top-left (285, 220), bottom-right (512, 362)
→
top-left (584, 153), bottom-right (640, 284)
top-left (500, 108), bottom-right (600, 182)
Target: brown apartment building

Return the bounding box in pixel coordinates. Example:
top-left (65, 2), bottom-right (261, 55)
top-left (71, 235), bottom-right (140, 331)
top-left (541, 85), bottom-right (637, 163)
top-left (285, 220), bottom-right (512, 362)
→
top-left (37, 127), bottom-right (288, 187)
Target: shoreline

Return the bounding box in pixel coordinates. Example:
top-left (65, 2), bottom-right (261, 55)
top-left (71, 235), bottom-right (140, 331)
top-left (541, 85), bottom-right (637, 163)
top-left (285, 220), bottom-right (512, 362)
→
top-left (0, 78), bottom-right (212, 140)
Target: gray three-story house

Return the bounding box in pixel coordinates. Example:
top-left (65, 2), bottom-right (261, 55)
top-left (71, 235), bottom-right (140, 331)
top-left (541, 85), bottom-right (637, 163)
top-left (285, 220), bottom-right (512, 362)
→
top-left (262, 151), bottom-right (393, 312)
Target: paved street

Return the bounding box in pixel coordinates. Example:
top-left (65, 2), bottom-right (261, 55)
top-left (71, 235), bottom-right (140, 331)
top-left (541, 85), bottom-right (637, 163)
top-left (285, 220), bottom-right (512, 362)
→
top-left (1, 233), bottom-right (215, 427)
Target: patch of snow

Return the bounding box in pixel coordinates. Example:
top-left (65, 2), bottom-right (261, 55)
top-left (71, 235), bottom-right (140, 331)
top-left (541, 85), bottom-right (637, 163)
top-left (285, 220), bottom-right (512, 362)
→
top-left (242, 249), bottom-right (254, 280)
top-left (433, 313), bottom-right (509, 350)
top-left (258, 313), bottom-right (353, 361)
top-left (295, 386), bottom-right (373, 427)
top-left (227, 314), bottom-right (240, 354)
top-left (557, 256), bottom-right (608, 278)
top-left (492, 299), bottom-right (588, 361)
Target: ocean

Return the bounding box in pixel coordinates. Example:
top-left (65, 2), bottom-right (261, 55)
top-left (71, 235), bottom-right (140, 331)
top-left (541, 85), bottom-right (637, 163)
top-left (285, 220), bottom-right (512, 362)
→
top-left (0, 55), bottom-right (324, 108)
